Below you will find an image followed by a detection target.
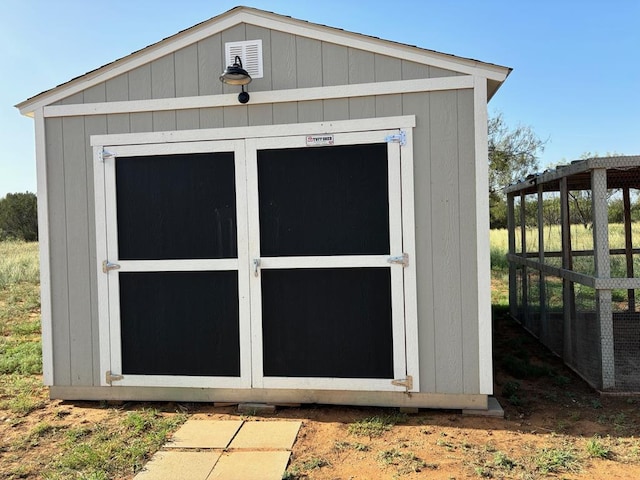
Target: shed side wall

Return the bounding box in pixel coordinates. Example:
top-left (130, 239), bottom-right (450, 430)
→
top-left (44, 90), bottom-right (479, 394)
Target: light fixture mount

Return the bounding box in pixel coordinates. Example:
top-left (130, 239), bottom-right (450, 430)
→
top-left (219, 55), bottom-right (252, 103)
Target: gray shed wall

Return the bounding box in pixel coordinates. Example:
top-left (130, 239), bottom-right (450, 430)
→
top-left (43, 23), bottom-right (480, 395)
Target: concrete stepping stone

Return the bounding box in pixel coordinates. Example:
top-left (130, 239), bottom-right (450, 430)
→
top-left (228, 421), bottom-right (302, 450)
top-left (206, 451), bottom-right (291, 480)
top-left (135, 451), bottom-right (221, 479)
top-left (166, 420), bottom-right (244, 449)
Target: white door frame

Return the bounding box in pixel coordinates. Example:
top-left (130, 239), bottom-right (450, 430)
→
top-left (247, 131), bottom-right (408, 391)
top-left (93, 116), bottom-right (419, 392)
top-left (94, 139), bottom-right (251, 388)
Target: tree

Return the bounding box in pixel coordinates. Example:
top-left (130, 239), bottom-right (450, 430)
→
top-left (0, 192), bottom-right (38, 241)
top-left (488, 113), bottom-right (546, 228)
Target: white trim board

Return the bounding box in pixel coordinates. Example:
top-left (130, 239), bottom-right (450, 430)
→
top-left (34, 108), bottom-right (54, 385)
top-left (91, 115), bottom-right (416, 146)
top-left (93, 119), bottom-right (419, 393)
top-left (44, 76), bottom-right (473, 118)
top-left (17, 7), bottom-right (509, 115)
top-left (473, 76), bottom-right (493, 394)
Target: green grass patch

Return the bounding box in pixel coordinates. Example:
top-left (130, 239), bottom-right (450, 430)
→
top-left (0, 338), bottom-right (42, 375)
top-left (0, 374), bottom-right (46, 415)
top-left (334, 440), bottom-right (369, 452)
top-left (44, 409), bottom-right (186, 479)
top-left (493, 451), bottom-right (516, 470)
top-left (501, 380), bottom-right (523, 406)
top-left (348, 412), bottom-right (408, 437)
top-left (378, 448), bottom-right (429, 474)
top-left (534, 447), bottom-right (581, 474)
top-left (586, 436), bottom-right (612, 459)
top-left (500, 353), bottom-right (552, 379)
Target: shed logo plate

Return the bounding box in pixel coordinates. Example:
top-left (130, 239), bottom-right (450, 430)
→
top-left (306, 134), bottom-right (334, 146)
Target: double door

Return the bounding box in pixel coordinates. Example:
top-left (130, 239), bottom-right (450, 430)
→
top-left (95, 124), bottom-right (418, 392)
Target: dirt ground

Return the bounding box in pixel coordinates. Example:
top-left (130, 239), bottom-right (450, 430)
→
top-left (2, 310), bottom-right (640, 479)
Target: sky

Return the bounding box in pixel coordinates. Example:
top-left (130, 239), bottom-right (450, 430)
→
top-left (1, 0), bottom-right (638, 198)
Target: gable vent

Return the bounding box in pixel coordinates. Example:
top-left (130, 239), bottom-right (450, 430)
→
top-left (225, 40), bottom-right (263, 79)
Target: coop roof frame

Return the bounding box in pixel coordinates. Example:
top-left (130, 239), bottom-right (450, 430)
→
top-left (504, 155), bottom-right (640, 195)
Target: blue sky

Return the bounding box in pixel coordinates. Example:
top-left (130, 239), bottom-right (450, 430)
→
top-left (1, 0), bottom-right (638, 198)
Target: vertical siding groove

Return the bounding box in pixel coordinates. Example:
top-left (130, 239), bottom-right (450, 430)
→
top-left (46, 117), bottom-right (71, 385)
top-left (402, 91), bottom-right (435, 392)
top-left (62, 114), bottom-right (94, 385)
top-left (128, 64), bottom-right (151, 133)
top-left (151, 54), bottom-right (177, 131)
top-left (245, 25), bottom-right (272, 92)
top-left (83, 84), bottom-right (108, 385)
top-left (106, 74), bottom-right (131, 134)
top-left (456, 89), bottom-right (479, 393)
top-left (430, 91), bottom-right (463, 393)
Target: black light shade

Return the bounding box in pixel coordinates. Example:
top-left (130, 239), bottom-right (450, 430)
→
top-left (219, 56), bottom-right (252, 86)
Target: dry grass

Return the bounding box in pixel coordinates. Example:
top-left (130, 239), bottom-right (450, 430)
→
top-left (0, 241), bottom-right (39, 289)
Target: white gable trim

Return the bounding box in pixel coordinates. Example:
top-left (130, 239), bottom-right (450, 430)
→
top-left (44, 75), bottom-right (473, 118)
top-left (18, 7), bottom-right (509, 115)
top-left (246, 10), bottom-right (509, 81)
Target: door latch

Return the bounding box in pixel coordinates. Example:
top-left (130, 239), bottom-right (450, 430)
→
top-left (387, 253), bottom-right (409, 267)
top-left (253, 258), bottom-right (261, 277)
top-left (102, 260), bottom-right (121, 273)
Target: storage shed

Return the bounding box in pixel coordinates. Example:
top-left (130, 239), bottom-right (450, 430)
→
top-left (17, 6), bottom-right (511, 410)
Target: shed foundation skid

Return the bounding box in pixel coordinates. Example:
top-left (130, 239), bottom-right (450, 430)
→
top-left (50, 387), bottom-right (490, 411)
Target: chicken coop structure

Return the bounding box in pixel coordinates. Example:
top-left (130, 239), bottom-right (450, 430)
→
top-left (505, 156), bottom-right (640, 392)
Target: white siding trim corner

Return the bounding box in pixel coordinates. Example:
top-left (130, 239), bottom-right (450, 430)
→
top-left (473, 77), bottom-right (492, 394)
top-left (35, 108), bottom-right (54, 385)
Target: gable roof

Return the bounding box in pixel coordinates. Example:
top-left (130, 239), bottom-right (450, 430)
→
top-left (17, 6), bottom-right (511, 116)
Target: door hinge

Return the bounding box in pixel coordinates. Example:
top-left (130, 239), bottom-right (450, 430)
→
top-left (391, 375), bottom-right (413, 392)
top-left (106, 370), bottom-right (124, 385)
top-left (387, 253), bottom-right (409, 267)
top-left (384, 130), bottom-right (406, 146)
top-left (98, 149), bottom-right (116, 162)
top-left (102, 260), bottom-right (121, 273)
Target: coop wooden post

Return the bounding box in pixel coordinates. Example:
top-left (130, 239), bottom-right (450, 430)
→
top-left (623, 187), bottom-right (635, 312)
top-left (538, 184), bottom-right (546, 337)
top-left (507, 192), bottom-right (517, 318)
top-left (520, 191), bottom-right (528, 324)
top-left (560, 177), bottom-right (573, 361)
top-left (592, 168), bottom-right (614, 389)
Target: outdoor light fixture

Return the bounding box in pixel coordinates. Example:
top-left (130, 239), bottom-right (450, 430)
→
top-left (219, 55), bottom-right (252, 104)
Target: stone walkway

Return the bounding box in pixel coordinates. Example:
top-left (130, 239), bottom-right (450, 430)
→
top-left (134, 419), bottom-right (302, 480)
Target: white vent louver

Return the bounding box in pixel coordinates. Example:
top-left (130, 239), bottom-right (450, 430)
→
top-left (225, 40), bottom-right (263, 79)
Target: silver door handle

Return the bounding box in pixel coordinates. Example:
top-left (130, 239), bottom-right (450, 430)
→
top-left (253, 258), bottom-right (261, 277)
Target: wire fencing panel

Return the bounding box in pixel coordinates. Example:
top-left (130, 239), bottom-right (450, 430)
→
top-left (507, 161), bottom-right (640, 391)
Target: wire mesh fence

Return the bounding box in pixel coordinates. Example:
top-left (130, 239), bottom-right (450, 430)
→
top-left (506, 157), bottom-right (640, 392)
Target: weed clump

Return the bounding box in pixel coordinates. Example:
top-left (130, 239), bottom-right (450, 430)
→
top-left (348, 412), bottom-right (408, 437)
